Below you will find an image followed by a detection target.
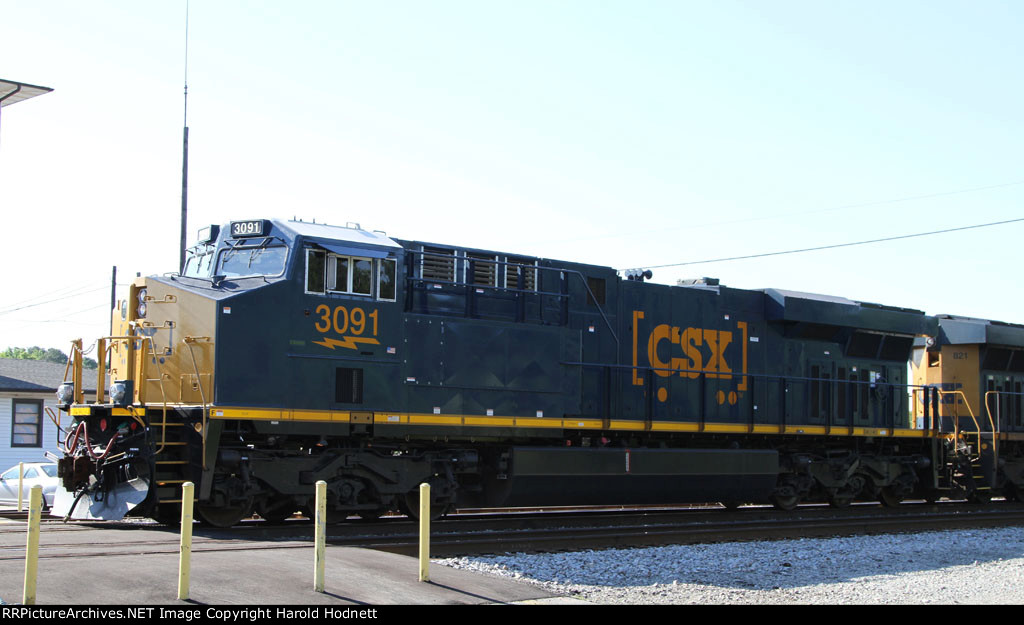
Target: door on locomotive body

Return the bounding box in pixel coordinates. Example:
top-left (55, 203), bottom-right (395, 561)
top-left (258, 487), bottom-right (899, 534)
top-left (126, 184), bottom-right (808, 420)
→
top-left (578, 271), bottom-right (616, 421)
top-left (985, 374), bottom-right (1014, 434)
top-left (806, 359), bottom-right (834, 427)
top-left (620, 280), bottom-right (670, 424)
top-left (706, 291), bottom-right (765, 428)
top-left (1010, 377), bottom-right (1024, 434)
top-left (292, 240), bottom-right (403, 413)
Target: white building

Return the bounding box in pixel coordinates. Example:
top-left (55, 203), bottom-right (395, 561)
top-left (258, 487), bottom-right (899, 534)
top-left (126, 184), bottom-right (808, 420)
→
top-left (0, 358), bottom-right (96, 469)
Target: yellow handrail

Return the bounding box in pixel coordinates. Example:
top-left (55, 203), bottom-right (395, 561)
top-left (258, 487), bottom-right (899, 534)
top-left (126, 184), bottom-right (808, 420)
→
top-left (182, 336), bottom-right (211, 470)
top-left (983, 390), bottom-right (1005, 463)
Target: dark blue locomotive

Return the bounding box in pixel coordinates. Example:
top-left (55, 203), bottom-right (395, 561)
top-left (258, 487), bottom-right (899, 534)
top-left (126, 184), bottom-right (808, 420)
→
top-left (52, 218), bottom-right (1024, 525)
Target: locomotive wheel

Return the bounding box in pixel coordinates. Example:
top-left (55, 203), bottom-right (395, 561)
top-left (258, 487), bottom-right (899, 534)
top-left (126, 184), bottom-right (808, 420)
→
top-left (356, 508), bottom-right (386, 521)
top-left (878, 486), bottom-right (904, 507)
top-left (401, 491), bottom-right (451, 521)
top-left (967, 489), bottom-right (992, 505)
top-left (1004, 483), bottom-right (1022, 503)
top-left (769, 478), bottom-right (802, 511)
top-left (826, 490), bottom-right (854, 509)
top-left (770, 493), bottom-right (800, 511)
top-left (257, 497), bottom-right (298, 524)
top-left (197, 498), bottom-right (254, 528)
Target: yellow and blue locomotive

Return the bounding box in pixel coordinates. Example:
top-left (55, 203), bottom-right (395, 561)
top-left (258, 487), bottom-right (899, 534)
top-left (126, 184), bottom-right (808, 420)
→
top-left (52, 218), bottom-right (1024, 525)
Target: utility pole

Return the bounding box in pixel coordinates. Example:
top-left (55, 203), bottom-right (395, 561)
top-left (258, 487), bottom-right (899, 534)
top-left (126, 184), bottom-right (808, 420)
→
top-left (179, 1), bottom-right (190, 273)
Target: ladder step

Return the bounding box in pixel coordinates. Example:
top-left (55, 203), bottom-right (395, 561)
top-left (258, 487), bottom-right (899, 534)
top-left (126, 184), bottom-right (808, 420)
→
top-left (156, 460), bottom-right (188, 465)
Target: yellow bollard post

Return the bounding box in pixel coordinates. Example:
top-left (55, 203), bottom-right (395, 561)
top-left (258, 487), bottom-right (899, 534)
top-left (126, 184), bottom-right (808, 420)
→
top-left (17, 462), bottom-right (24, 512)
top-left (418, 483), bottom-right (430, 582)
top-left (178, 482), bottom-right (194, 601)
top-left (22, 485), bottom-right (42, 605)
top-left (314, 480), bottom-right (326, 592)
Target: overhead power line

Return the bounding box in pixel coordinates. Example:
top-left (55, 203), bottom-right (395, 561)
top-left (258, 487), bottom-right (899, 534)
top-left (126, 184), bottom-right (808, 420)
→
top-left (629, 216), bottom-right (1024, 271)
top-left (0, 286), bottom-right (109, 316)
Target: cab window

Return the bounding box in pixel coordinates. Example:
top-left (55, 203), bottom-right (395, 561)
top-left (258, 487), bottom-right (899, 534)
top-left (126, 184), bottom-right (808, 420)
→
top-left (306, 248), bottom-right (396, 300)
top-left (216, 243), bottom-right (287, 278)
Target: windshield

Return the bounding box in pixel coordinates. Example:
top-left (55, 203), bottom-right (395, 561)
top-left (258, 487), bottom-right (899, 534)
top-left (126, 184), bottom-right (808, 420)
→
top-left (215, 241), bottom-right (288, 278)
top-left (183, 246), bottom-right (216, 277)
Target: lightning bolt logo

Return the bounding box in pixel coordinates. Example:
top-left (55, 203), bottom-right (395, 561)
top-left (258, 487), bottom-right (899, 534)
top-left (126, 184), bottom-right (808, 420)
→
top-left (313, 336), bottom-right (381, 350)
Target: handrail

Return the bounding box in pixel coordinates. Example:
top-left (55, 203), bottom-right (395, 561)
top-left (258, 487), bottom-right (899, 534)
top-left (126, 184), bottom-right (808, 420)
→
top-left (135, 332), bottom-right (171, 457)
top-left (183, 336), bottom-right (211, 470)
top-left (929, 389), bottom-right (992, 467)
top-left (407, 249), bottom-right (619, 354)
top-left (982, 390), bottom-right (1012, 465)
top-left (564, 360), bottom-right (926, 435)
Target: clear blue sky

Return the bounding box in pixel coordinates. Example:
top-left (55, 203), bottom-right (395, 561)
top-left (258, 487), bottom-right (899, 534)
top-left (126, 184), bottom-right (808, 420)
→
top-left (2, 1), bottom-right (1023, 352)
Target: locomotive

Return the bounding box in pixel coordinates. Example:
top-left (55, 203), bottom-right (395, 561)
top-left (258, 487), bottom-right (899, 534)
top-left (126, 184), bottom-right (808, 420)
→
top-left (51, 218), bottom-right (1024, 526)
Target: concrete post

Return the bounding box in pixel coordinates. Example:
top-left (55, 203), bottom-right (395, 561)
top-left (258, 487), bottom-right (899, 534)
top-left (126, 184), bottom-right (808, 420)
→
top-left (178, 482), bottom-right (194, 600)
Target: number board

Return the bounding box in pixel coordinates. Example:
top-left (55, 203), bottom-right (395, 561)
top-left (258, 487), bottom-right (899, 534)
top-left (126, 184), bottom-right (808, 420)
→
top-left (230, 220), bottom-right (267, 237)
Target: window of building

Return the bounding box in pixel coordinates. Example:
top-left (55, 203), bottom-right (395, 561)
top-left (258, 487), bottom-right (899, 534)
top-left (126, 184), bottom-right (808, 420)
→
top-left (12, 399), bottom-right (42, 448)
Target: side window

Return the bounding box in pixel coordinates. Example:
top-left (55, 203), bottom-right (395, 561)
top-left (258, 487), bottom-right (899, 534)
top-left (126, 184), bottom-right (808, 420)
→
top-left (306, 249), bottom-right (326, 294)
top-left (307, 246), bottom-right (397, 300)
top-left (378, 258), bottom-right (397, 301)
top-left (12, 399), bottom-right (42, 448)
top-left (352, 259), bottom-right (372, 295)
top-left (328, 255), bottom-right (373, 295)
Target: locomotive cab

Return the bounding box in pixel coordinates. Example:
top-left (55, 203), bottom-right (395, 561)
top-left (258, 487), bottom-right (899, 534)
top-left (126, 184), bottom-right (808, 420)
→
top-left (53, 219), bottom-right (404, 523)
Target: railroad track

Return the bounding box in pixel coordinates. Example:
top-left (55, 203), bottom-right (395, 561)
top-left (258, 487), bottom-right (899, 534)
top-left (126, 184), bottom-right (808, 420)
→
top-left (4, 501), bottom-right (1022, 560)
top-left (331, 501), bottom-right (1024, 556)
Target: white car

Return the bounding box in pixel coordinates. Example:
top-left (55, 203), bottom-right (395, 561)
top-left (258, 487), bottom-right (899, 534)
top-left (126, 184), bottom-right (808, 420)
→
top-left (0, 462), bottom-right (58, 509)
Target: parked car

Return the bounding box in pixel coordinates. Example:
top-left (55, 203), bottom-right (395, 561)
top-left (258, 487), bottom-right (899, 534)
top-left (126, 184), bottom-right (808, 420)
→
top-left (0, 462), bottom-right (58, 509)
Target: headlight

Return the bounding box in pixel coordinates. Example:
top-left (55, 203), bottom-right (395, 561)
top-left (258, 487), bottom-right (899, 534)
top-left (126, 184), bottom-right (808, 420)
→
top-left (110, 381), bottom-right (129, 406)
top-left (136, 289), bottom-right (148, 318)
top-left (56, 383), bottom-right (75, 406)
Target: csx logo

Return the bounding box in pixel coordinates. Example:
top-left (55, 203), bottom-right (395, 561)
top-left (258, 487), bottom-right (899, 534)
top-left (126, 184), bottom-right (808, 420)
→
top-left (646, 325), bottom-right (734, 380)
top-left (632, 311), bottom-right (749, 405)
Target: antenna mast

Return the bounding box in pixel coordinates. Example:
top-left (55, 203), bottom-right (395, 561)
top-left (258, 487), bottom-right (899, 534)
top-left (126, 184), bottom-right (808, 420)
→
top-left (179, 0), bottom-right (190, 273)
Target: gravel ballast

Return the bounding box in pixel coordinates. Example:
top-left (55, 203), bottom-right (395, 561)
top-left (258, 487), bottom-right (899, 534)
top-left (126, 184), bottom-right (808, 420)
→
top-left (438, 527), bottom-right (1024, 604)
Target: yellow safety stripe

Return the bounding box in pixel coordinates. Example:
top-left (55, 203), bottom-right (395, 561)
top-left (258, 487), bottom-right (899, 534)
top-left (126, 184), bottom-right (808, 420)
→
top-left (208, 406), bottom-right (946, 438)
top-left (70, 406), bottom-right (148, 417)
